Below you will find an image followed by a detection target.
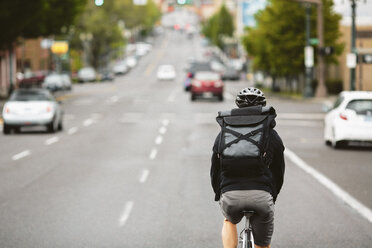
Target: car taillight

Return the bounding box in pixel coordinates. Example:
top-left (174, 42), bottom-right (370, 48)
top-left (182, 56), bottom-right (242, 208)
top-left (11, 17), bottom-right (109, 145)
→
top-left (214, 81), bottom-right (223, 88)
top-left (47, 106), bottom-right (53, 112)
top-left (187, 72), bottom-right (193, 78)
top-left (192, 80), bottom-right (202, 87)
top-left (5, 107), bottom-right (10, 113)
top-left (339, 113), bottom-right (348, 120)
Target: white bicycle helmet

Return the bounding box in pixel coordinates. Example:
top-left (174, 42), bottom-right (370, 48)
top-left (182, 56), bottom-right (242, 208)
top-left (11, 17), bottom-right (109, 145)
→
top-left (235, 87), bottom-right (266, 108)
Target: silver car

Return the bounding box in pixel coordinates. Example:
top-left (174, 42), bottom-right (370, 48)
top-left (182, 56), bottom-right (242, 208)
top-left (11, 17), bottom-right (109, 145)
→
top-left (2, 89), bottom-right (63, 134)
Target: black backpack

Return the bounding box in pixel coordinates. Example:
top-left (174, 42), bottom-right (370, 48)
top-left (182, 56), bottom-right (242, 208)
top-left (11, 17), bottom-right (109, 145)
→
top-left (216, 105), bottom-right (277, 177)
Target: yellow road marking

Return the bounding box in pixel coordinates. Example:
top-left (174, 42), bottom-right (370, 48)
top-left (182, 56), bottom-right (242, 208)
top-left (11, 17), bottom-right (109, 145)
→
top-left (145, 37), bottom-right (169, 76)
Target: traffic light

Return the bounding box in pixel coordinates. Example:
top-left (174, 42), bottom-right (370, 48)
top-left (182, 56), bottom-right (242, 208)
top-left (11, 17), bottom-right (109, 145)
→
top-left (319, 46), bottom-right (334, 56)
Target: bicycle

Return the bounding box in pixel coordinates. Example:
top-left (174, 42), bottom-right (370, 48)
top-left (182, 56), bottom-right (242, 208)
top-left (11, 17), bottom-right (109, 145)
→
top-left (238, 210), bottom-right (255, 248)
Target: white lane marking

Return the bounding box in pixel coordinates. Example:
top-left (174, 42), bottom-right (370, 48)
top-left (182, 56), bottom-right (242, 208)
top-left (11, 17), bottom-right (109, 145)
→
top-left (155, 135), bottom-right (163, 145)
top-left (159, 126), bottom-right (167, 135)
top-left (167, 89), bottom-right (178, 102)
top-left (149, 148), bottom-right (157, 160)
top-left (118, 201), bottom-right (134, 227)
top-left (285, 148), bottom-right (372, 224)
top-left (45, 136), bottom-right (60, 145)
top-left (83, 119), bottom-right (94, 127)
top-left (12, 150), bottom-right (31, 161)
top-left (68, 127), bottom-right (78, 135)
top-left (278, 113), bottom-right (325, 120)
top-left (277, 120), bottom-right (322, 127)
top-left (162, 119), bottom-right (170, 126)
top-left (139, 169), bottom-right (150, 183)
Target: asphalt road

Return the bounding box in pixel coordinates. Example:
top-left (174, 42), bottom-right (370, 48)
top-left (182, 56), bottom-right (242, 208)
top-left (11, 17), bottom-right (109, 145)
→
top-left (0, 30), bottom-right (371, 247)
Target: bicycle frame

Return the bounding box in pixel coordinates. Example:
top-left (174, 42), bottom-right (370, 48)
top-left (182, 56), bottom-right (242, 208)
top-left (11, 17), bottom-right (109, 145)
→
top-left (239, 211), bottom-right (254, 248)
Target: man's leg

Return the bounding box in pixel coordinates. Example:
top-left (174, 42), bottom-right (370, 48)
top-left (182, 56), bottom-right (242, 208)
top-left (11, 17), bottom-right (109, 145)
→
top-left (222, 218), bottom-right (238, 248)
top-left (255, 245), bottom-right (270, 248)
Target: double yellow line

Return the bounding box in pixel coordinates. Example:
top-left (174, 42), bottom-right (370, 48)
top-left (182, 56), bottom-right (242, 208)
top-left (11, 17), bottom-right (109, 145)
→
top-left (145, 38), bottom-right (169, 76)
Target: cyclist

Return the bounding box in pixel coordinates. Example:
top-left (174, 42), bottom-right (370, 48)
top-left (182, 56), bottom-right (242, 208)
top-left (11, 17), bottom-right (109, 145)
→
top-left (210, 87), bottom-right (285, 248)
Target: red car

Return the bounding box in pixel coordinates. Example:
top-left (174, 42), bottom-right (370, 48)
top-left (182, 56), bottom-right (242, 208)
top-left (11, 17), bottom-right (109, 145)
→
top-left (190, 71), bottom-right (224, 101)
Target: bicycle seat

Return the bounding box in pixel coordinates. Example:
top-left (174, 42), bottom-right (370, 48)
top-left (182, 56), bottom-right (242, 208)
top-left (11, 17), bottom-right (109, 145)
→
top-left (242, 210), bottom-right (255, 217)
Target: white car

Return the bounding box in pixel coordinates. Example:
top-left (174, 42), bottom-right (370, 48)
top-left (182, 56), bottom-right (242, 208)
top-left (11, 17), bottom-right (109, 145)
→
top-left (157, 65), bottom-right (176, 80)
top-left (78, 67), bottom-right (97, 82)
top-left (113, 61), bottom-right (129, 75)
top-left (42, 74), bottom-right (64, 91)
top-left (2, 89), bottom-right (63, 134)
top-left (324, 91), bottom-right (372, 148)
top-left (125, 56), bottom-right (137, 68)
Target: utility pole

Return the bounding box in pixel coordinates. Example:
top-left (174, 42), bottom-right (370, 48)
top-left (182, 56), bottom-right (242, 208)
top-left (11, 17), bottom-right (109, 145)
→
top-left (304, 4), bottom-right (313, 97)
top-left (350, 0), bottom-right (357, 91)
top-left (293, 0), bottom-right (327, 97)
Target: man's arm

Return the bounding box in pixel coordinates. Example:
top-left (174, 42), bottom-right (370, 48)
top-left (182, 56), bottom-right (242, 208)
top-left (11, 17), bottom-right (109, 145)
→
top-left (210, 133), bottom-right (221, 201)
top-left (270, 130), bottom-right (285, 200)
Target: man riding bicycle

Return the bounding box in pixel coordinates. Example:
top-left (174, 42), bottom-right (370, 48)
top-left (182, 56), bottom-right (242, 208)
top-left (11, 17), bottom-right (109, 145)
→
top-left (210, 87), bottom-right (285, 248)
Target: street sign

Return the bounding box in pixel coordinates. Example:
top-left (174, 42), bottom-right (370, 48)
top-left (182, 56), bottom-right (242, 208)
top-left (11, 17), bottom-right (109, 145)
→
top-left (346, 53), bottom-right (357, 68)
top-left (310, 38), bottom-right (318, 45)
top-left (133, 0), bottom-right (147, 5)
top-left (40, 39), bottom-right (53, 49)
top-left (362, 54), bottom-right (372, 64)
top-left (304, 46), bottom-right (314, 68)
top-left (51, 41), bottom-right (69, 55)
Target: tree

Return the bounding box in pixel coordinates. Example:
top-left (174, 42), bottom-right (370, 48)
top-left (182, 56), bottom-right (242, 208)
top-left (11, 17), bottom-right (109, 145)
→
top-left (0, 0), bottom-right (87, 48)
top-left (242, 0), bottom-right (344, 89)
top-left (202, 5), bottom-right (234, 49)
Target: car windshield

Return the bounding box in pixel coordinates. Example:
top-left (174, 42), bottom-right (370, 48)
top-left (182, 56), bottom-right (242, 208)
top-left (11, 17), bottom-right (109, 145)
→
top-left (195, 72), bottom-right (220, 81)
top-left (9, 90), bottom-right (53, 101)
top-left (45, 75), bottom-right (61, 83)
top-left (346, 99), bottom-right (372, 115)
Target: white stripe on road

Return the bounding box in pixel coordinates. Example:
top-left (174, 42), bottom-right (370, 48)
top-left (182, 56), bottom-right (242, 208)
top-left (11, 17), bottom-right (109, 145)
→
top-left (139, 169), bottom-right (150, 183)
top-left (159, 126), bottom-right (167, 135)
top-left (285, 148), bottom-right (372, 224)
top-left (45, 136), bottom-right (60, 145)
top-left (12, 150), bottom-right (31, 161)
top-left (155, 135), bottom-right (163, 145)
top-left (68, 127), bottom-right (78, 135)
top-left (162, 119), bottom-right (170, 126)
top-left (83, 119), bottom-right (94, 127)
top-left (118, 201), bottom-right (134, 227)
top-left (149, 148), bottom-right (157, 160)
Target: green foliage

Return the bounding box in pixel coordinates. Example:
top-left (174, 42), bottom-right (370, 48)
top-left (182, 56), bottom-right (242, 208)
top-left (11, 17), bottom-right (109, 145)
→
top-left (0, 0), bottom-right (87, 48)
top-left (202, 5), bottom-right (234, 49)
top-left (242, 0), bottom-right (344, 79)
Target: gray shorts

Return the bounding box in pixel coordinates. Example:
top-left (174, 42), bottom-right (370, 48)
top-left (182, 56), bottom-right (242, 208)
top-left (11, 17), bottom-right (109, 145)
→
top-left (219, 190), bottom-right (275, 246)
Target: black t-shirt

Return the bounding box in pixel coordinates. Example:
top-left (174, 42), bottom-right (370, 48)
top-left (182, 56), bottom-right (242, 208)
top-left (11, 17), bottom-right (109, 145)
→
top-left (210, 129), bottom-right (285, 202)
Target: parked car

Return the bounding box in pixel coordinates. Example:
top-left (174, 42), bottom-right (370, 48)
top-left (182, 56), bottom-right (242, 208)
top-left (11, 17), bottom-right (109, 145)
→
top-left (324, 91), bottom-right (372, 148)
top-left (125, 56), bottom-right (138, 68)
top-left (2, 88), bottom-right (63, 134)
top-left (78, 67), bottom-right (97, 82)
top-left (190, 71), bottom-right (224, 101)
top-left (157, 64), bottom-right (176, 80)
top-left (113, 61), bottom-right (129, 75)
top-left (18, 70), bottom-right (48, 88)
top-left (222, 66), bottom-right (240, 81)
top-left (61, 74), bottom-right (72, 90)
top-left (42, 74), bottom-right (64, 91)
top-left (99, 69), bottom-right (115, 82)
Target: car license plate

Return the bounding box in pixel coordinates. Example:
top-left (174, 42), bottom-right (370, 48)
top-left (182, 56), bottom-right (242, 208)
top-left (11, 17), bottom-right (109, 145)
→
top-left (203, 92), bottom-right (213, 98)
top-left (364, 116), bottom-right (372, 121)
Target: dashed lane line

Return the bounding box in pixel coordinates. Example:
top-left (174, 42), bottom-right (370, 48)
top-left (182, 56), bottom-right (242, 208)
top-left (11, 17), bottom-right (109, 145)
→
top-left (285, 148), bottom-right (372, 224)
top-left (68, 127), bottom-right (78, 135)
top-left (45, 136), bottom-right (60, 145)
top-left (149, 148), bottom-right (157, 160)
top-left (118, 201), bottom-right (134, 227)
top-left (162, 119), bottom-right (170, 126)
top-left (159, 126), bottom-right (167, 135)
top-left (155, 135), bottom-right (163, 145)
top-left (12, 150), bottom-right (31, 161)
top-left (139, 169), bottom-right (150, 183)
top-left (83, 119), bottom-right (94, 127)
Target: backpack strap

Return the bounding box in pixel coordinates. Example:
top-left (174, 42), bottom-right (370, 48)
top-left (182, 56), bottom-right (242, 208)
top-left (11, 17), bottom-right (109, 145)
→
top-left (221, 127), bottom-right (264, 152)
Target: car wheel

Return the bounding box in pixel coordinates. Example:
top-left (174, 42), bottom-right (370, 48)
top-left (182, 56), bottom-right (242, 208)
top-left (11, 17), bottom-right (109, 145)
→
top-left (219, 95), bottom-right (224, 101)
top-left (58, 120), bottom-right (63, 131)
top-left (47, 120), bottom-right (55, 133)
top-left (3, 124), bottom-right (10, 135)
top-left (191, 94), bottom-right (196, 101)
